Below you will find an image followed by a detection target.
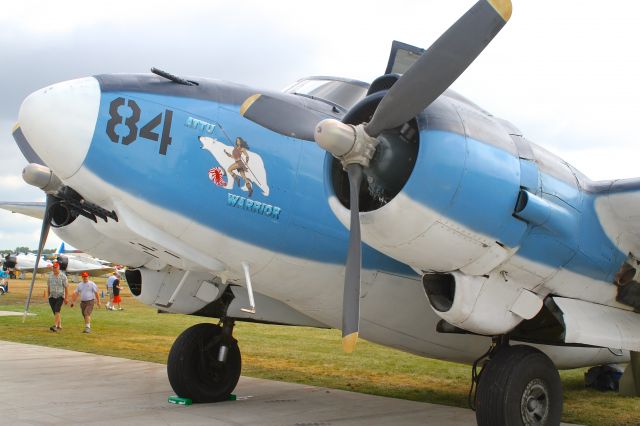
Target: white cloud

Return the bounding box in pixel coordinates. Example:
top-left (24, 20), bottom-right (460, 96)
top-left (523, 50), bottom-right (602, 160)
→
top-left (1, 0), bottom-right (176, 34)
top-left (0, 175), bottom-right (24, 190)
top-left (0, 210), bottom-right (61, 251)
top-left (2, 0), bottom-right (640, 249)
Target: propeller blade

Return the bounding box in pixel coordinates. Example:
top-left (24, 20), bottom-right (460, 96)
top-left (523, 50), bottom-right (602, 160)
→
top-left (23, 194), bottom-right (53, 322)
top-left (342, 164), bottom-right (363, 353)
top-left (240, 94), bottom-right (325, 141)
top-left (365, 0), bottom-right (512, 137)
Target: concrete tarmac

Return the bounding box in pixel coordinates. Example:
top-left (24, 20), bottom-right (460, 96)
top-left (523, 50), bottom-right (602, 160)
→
top-left (0, 340), bottom-right (485, 425)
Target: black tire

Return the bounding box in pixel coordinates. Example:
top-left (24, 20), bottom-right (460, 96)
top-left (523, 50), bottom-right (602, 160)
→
top-left (167, 323), bottom-right (241, 403)
top-left (475, 345), bottom-right (562, 426)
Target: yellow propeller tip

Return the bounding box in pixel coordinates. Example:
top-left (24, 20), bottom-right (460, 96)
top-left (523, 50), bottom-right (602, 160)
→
top-left (342, 332), bottom-right (359, 353)
top-left (240, 94), bottom-right (261, 116)
top-left (488, 0), bottom-right (512, 22)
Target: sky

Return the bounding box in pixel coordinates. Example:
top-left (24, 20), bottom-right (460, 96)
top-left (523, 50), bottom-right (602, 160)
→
top-left (1, 0), bottom-right (640, 250)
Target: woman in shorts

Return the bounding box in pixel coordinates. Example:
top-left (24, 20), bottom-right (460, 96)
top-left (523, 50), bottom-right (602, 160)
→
top-left (112, 276), bottom-right (123, 310)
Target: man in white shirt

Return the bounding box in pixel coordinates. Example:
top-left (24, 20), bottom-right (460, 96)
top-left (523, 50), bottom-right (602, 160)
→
top-left (70, 272), bottom-right (101, 333)
top-left (105, 272), bottom-right (118, 310)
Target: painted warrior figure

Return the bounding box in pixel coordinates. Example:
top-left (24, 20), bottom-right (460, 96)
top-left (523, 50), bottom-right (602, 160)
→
top-left (225, 137), bottom-right (253, 197)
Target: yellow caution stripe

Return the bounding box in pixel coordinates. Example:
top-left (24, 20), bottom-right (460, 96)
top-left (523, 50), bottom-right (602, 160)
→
top-left (240, 94), bottom-right (261, 116)
top-left (342, 332), bottom-right (358, 353)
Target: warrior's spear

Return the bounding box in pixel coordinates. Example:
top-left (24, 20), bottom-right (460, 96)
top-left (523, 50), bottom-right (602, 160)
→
top-left (218, 124), bottom-right (263, 188)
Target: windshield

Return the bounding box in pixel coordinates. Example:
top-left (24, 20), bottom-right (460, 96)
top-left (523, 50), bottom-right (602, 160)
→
top-left (283, 78), bottom-right (368, 111)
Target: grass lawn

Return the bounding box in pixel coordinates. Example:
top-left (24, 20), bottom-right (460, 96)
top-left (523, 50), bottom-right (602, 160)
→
top-left (0, 276), bottom-right (638, 425)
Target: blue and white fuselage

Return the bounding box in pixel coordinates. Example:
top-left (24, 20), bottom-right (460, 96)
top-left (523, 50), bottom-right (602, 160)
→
top-left (14, 74), bottom-right (639, 366)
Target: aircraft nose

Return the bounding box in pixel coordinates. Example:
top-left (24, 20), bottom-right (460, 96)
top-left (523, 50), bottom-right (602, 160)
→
top-left (18, 77), bottom-right (100, 180)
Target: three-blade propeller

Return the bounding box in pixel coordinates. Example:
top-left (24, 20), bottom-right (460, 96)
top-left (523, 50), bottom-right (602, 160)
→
top-left (23, 194), bottom-right (54, 321)
top-left (20, 163), bottom-right (65, 320)
top-left (342, 164), bottom-right (364, 352)
top-left (315, 0), bottom-right (512, 352)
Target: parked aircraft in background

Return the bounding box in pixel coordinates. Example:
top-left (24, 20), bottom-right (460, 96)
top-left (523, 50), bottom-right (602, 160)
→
top-left (51, 242), bottom-right (115, 277)
top-left (0, 205), bottom-right (117, 278)
top-left (54, 241), bottom-right (82, 254)
top-left (6, 1), bottom-right (640, 424)
top-left (0, 202), bottom-right (52, 277)
top-left (1, 252), bottom-right (52, 275)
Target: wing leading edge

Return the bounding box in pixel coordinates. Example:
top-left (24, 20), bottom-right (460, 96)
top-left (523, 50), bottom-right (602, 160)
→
top-left (594, 178), bottom-right (640, 259)
top-left (0, 201), bottom-right (45, 220)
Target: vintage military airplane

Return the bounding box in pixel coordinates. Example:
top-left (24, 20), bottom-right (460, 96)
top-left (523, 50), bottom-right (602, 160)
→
top-left (0, 206), bottom-right (116, 277)
top-left (9, 0), bottom-right (640, 424)
top-left (50, 242), bottom-right (115, 277)
top-left (1, 252), bottom-right (52, 275)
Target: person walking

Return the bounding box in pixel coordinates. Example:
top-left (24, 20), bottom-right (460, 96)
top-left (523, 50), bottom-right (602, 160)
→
top-left (47, 262), bottom-right (68, 332)
top-left (69, 272), bottom-right (100, 333)
top-left (105, 271), bottom-right (118, 310)
top-left (112, 275), bottom-right (123, 310)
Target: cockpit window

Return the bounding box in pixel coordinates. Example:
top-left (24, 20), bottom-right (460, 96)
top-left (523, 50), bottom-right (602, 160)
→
top-left (283, 77), bottom-right (368, 112)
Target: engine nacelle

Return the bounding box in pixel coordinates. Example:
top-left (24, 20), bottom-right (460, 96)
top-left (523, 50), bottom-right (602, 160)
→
top-left (51, 213), bottom-right (150, 267)
top-left (125, 266), bottom-right (222, 314)
top-left (423, 271), bottom-right (543, 335)
top-left (3, 255), bottom-right (17, 270)
top-left (327, 94), bottom-right (526, 274)
top-left (56, 255), bottom-right (69, 271)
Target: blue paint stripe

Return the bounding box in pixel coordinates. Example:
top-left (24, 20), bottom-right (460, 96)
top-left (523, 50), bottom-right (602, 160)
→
top-left (402, 130), bottom-right (624, 282)
top-left (84, 91), bottom-right (415, 276)
top-left (84, 91), bottom-right (624, 285)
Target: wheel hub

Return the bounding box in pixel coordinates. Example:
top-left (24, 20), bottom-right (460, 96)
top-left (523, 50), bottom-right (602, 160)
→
top-left (520, 378), bottom-right (550, 425)
top-left (198, 340), bottom-right (227, 384)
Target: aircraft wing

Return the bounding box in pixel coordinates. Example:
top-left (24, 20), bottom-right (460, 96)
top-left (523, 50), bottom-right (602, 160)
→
top-left (594, 178), bottom-right (640, 257)
top-left (66, 266), bottom-right (115, 276)
top-left (584, 178), bottom-right (640, 352)
top-left (0, 201), bottom-right (45, 220)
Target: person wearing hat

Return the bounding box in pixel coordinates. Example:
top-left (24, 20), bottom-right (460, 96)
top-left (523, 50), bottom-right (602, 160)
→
top-left (47, 262), bottom-right (68, 332)
top-left (69, 272), bottom-right (100, 333)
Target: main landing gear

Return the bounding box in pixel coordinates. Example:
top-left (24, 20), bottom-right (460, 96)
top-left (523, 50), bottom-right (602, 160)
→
top-left (474, 339), bottom-right (563, 426)
top-left (167, 318), bottom-right (241, 402)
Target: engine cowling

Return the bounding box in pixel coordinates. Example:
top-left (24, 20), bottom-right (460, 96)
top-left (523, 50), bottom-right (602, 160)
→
top-left (3, 255), bottom-right (17, 270)
top-left (326, 92), bottom-right (526, 274)
top-left (125, 266), bottom-right (221, 314)
top-left (422, 270), bottom-right (543, 335)
top-left (56, 255), bottom-right (69, 271)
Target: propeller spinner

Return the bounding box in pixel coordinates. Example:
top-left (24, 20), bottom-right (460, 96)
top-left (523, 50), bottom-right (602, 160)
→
top-left (314, 0), bottom-right (512, 352)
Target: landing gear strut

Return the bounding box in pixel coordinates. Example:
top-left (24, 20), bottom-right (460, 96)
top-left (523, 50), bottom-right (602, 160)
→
top-left (474, 340), bottom-right (563, 426)
top-left (167, 318), bottom-right (241, 402)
